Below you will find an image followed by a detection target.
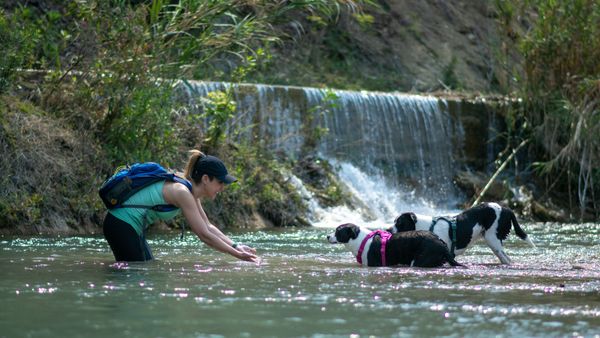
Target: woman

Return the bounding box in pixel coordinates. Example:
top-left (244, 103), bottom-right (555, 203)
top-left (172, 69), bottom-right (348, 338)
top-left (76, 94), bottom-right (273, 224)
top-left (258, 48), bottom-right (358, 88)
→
top-left (103, 149), bottom-right (258, 263)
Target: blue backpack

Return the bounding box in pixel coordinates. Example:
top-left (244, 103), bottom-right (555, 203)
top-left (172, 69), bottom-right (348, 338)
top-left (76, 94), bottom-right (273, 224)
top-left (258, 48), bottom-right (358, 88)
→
top-left (99, 162), bottom-right (192, 212)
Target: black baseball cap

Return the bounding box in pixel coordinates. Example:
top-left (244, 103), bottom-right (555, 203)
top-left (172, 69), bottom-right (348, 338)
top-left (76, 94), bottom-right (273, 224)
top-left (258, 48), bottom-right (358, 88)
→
top-left (195, 155), bottom-right (237, 184)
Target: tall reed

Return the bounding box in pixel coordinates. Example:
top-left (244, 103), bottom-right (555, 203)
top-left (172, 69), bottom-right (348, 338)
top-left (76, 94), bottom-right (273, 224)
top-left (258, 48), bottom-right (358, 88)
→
top-left (496, 0), bottom-right (599, 217)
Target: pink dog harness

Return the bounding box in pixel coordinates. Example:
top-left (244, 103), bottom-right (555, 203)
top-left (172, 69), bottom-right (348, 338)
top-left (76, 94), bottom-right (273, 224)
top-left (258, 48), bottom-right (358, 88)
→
top-left (356, 230), bottom-right (391, 266)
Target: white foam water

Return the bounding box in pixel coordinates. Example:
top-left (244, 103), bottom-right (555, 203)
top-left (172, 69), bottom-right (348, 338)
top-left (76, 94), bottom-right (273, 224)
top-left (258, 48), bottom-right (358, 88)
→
top-left (287, 160), bottom-right (461, 229)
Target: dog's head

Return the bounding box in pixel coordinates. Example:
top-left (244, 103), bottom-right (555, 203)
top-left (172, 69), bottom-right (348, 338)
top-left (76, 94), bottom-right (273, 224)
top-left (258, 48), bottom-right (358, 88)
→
top-left (391, 212), bottom-right (418, 233)
top-left (327, 223), bottom-right (361, 244)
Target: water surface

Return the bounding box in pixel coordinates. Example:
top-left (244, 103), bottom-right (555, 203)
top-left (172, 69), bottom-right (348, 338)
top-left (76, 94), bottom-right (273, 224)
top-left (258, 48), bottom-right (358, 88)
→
top-left (1, 223), bottom-right (599, 337)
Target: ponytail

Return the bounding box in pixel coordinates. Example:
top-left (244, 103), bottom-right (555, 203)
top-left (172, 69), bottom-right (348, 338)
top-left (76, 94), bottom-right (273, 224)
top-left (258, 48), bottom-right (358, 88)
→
top-left (184, 149), bottom-right (205, 183)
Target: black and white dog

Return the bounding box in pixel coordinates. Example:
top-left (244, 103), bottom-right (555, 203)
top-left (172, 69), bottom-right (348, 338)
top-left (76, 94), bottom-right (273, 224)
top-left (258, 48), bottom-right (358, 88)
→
top-left (390, 202), bottom-right (535, 264)
top-left (327, 223), bottom-right (463, 268)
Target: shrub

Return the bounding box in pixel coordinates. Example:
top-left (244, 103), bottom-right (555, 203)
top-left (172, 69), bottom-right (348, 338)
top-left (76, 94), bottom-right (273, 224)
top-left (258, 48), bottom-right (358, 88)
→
top-left (0, 8), bottom-right (40, 93)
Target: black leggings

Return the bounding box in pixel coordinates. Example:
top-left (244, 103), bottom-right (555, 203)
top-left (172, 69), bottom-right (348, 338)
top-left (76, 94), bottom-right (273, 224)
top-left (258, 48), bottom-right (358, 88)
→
top-left (103, 212), bottom-right (153, 262)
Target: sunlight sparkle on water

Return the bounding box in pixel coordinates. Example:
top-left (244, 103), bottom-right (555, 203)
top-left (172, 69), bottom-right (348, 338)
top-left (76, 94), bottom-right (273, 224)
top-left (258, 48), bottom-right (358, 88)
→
top-left (1, 223), bottom-right (599, 337)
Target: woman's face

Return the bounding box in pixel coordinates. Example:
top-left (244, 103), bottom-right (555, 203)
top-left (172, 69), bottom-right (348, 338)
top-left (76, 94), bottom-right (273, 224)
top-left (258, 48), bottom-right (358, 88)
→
top-left (202, 176), bottom-right (226, 200)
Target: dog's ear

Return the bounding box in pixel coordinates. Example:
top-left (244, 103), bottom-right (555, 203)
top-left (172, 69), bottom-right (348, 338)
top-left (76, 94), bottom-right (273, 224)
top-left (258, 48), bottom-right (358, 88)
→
top-left (349, 225), bottom-right (360, 239)
top-left (393, 215), bottom-right (402, 231)
top-left (394, 212), bottom-right (417, 232)
top-left (409, 212), bottom-right (417, 225)
top-left (335, 223), bottom-right (360, 243)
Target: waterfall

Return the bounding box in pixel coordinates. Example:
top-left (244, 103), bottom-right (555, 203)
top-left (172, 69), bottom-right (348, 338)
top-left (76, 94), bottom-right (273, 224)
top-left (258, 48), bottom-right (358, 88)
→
top-left (283, 160), bottom-right (461, 228)
top-left (312, 89), bottom-right (463, 202)
top-left (179, 81), bottom-right (472, 226)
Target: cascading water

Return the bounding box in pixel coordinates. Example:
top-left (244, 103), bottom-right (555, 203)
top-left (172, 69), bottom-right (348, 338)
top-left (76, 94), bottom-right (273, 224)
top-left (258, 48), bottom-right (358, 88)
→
top-left (179, 81), bottom-right (470, 227)
top-left (287, 161), bottom-right (461, 228)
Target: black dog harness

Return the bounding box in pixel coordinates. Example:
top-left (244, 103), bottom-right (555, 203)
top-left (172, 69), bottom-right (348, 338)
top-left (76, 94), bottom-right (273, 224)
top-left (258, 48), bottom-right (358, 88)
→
top-left (429, 216), bottom-right (458, 257)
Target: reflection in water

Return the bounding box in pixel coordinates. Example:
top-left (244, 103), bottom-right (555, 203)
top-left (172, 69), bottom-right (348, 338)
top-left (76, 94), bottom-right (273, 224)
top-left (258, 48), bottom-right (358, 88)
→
top-left (0, 224), bottom-right (599, 337)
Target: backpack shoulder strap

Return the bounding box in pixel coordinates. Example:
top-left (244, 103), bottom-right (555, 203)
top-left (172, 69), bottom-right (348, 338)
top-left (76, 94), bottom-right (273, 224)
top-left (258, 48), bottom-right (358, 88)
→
top-left (168, 176), bottom-right (192, 240)
top-left (121, 176), bottom-right (192, 211)
top-left (172, 176), bottom-right (193, 192)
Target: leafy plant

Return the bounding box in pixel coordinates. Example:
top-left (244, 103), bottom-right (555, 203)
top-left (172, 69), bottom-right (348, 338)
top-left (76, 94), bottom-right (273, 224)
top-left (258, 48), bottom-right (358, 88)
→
top-left (302, 88), bottom-right (339, 155)
top-left (442, 56), bottom-right (461, 90)
top-left (496, 0), bottom-right (600, 218)
top-left (0, 8), bottom-right (40, 93)
top-left (199, 90), bottom-right (237, 151)
top-left (70, 0), bottom-right (370, 163)
top-left (102, 83), bottom-right (182, 165)
top-left (352, 13), bottom-right (375, 30)
top-left (1, 0), bottom-right (376, 232)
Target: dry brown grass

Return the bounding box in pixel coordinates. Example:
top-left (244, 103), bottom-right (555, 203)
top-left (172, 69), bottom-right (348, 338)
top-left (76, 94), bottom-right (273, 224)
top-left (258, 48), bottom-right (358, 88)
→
top-left (0, 95), bottom-right (106, 234)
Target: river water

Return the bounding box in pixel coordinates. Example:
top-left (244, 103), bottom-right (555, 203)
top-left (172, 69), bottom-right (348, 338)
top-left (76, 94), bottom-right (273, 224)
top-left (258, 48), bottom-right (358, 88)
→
top-left (1, 223), bottom-right (599, 338)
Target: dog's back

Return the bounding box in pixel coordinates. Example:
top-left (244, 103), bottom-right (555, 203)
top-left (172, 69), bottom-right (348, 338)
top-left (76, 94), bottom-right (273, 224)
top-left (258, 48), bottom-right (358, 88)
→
top-left (460, 203), bottom-right (535, 246)
top-left (385, 230), bottom-right (462, 267)
top-left (392, 202), bottom-right (535, 264)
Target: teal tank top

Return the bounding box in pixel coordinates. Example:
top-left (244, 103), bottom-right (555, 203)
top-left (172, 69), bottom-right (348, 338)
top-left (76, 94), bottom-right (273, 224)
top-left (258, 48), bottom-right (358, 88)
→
top-left (108, 181), bottom-right (181, 236)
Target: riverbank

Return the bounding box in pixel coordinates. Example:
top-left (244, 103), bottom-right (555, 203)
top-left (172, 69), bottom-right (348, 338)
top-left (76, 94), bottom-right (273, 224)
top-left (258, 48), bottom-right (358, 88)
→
top-left (0, 82), bottom-right (579, 236)
top-left (1, 2), bottom-right (597, 234)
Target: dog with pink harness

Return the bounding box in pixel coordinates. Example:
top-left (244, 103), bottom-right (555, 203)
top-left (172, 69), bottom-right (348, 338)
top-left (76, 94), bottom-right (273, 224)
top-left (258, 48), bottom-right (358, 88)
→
top-left (327, 223), bottom-right (463, 268)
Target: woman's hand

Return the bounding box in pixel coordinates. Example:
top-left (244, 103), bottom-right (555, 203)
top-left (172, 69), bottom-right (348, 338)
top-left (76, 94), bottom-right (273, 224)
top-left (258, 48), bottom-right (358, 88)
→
top-left (165, 182), bottom-right (260, 264)
top-left (235, 249), bottom-right (260, 263)
top-left (237, 244), bottom-right (257, 255)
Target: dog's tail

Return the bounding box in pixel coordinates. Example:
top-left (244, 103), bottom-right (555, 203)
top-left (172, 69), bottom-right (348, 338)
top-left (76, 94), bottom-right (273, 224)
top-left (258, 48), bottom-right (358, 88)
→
top-left (511, 212), bottom-right (536, 248)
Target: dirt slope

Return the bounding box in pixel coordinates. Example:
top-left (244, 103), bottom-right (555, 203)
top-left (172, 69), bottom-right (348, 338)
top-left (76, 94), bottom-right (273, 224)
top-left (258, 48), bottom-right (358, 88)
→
top-left (258, 0), bottom-right (517, 93)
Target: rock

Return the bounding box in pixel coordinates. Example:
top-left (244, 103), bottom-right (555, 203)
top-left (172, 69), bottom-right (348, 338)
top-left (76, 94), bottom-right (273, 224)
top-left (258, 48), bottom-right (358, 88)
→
top-left (454, 170), bottom-right (512, 201)
top-left (530, 200), bottom-right (568, 223)
top-left (293, 155), bottom-right (329, 189)
top-left (250, 211), bottom-right (274, 229)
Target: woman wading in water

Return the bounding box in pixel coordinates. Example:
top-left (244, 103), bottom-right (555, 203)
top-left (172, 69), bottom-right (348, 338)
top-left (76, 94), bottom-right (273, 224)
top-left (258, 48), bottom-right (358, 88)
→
top-left (102, 149), bottom-right (259, 263)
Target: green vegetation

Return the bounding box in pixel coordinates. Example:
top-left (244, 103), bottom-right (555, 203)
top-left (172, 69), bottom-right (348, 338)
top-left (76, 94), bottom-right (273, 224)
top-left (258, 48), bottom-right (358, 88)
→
top-left (0, 0), bottom-right (598, 232)
top-left (0, 0), bottom-right (372, 233)
top-left (0, 8), bottom-right (40, 93)
top-left (442, 56), bottom-right (461, 90)
top-left (302, 88), bottom-right (339, 155)
top-left (495, 0), bottom-right (599, 218)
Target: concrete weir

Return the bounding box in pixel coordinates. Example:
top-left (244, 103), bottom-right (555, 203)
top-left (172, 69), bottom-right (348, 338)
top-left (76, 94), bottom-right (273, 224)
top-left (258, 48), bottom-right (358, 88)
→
top-left (177, 80), bottom-right (507, 204)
